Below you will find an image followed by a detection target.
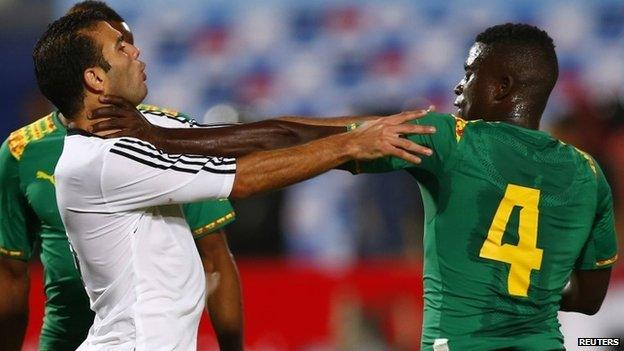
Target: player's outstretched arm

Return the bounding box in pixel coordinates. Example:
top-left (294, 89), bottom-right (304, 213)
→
top-left (0, 258), bottom-right (30, 351)
top-left (87, 95), bottom-right (434, 159)
top-left (230, 110), bottom-right (434, 198)
top-left (88, 95), bottom-right (346, 157)
top-left (275, 114), bottom-right (378, 127)
top-left (196, 232), bottom-right (243, 351)
top-left (560, 268), bottom-right (612, 315)
top-left (275, 106), bottom-right (436, 126)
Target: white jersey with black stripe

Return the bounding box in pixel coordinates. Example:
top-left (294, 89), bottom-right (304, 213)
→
top-left (55, 111), bottom-right (236, 351)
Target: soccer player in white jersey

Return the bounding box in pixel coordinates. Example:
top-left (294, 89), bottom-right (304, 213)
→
top-left (32, 10), bottom-right (434, 351)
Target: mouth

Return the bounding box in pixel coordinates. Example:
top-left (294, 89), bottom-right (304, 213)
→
top-left (453, 97), bottom-right (464, 115)
top-left (139, 61), bottom-right (147, 81)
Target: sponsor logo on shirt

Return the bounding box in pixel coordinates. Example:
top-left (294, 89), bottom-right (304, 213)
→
top-left (36, 170), bottom-right (56, 186)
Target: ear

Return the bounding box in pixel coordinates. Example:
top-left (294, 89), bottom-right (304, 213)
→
top-left (494, 75), bottom-right (513, 101)
top-left (83, 66), bottom-right (106, 93)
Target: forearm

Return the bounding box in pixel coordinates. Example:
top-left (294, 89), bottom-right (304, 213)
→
top-left (206, 241), bottom-right (243, 350)
top-left (231, 132), bottom-right (353, 198)
top-left (155, 120), bottom-right (345, 157)
top-left (0, 260), bottom-right (30, 351)
top-left (276, 115), bottom-right (377, 127)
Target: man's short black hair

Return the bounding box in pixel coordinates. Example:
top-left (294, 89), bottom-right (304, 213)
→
top-left (33, 10), bottom-right (111, 118)
top-left (476, 23), bottom-right (559, 113)
top-left (67, 1), bottom-right (124, 22)
top-left (476, 23), bottom-right (555, 52)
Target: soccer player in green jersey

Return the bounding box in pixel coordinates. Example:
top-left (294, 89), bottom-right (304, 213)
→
top-left (0, 3), bottom-right (242, 350)
top-left (350, 24), bottom-right (617, 350)
top-left (232, 23), bottom-right (617, 350)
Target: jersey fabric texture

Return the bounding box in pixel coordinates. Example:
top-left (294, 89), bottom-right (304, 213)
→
top-left (356, 112), bottom-right (618, 351)
top-left (0, 105), bottom-right (235, 350)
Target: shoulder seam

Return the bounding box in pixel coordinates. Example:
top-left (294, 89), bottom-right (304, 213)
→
top-left (137, 104), bottom-right (183, 118)
top-left (571, 146), bottom-right (597, 175)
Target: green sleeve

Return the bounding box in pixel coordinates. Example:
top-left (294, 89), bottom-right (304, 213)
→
top-left (182, 199), bottom-right (236, 240)
top-left (575, 164), bottom-right (618, 270)
top-left (354, 112), bottom-right (459, 176)
top-left (0, 139), bottom-right (36, 261)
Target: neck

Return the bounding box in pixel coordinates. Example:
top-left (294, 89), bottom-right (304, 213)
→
top-left (69, 93), bottom-right (104, 132)
top-left (490, 98), bottom-right (541, 130)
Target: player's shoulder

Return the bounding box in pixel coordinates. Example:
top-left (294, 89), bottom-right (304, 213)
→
top-left (420, 112), bottom-right (478, 142)
top-left (563, 142), bottom-right (599, 177)
top-left (5, 112), bottom-right (60, 161)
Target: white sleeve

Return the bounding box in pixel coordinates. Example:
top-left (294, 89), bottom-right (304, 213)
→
top-left (100, 137), bottom-right (236, 211)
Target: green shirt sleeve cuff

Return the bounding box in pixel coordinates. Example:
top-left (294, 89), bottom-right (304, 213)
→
top-left (192, 211), bottom-right (236, 240)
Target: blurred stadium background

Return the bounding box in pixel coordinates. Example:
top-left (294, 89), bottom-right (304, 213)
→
top-left (1, 0), bottom-right (623, 349)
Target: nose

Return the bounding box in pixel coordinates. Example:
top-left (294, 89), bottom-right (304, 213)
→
top-left (454, 80), bottom-right (464, 96)
top-left (128, 43), bottom-right (140, 59)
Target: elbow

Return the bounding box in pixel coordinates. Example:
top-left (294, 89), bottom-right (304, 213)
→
top-left (580, 303), bottom-right (602, 315)
top-left (230, 177), bottom-right (254, 199)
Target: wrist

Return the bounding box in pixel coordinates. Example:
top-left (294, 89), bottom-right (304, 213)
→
top-left (339, 133), bottom-right (363, 161)
top-left (345, 122), bottom-right (360, 132)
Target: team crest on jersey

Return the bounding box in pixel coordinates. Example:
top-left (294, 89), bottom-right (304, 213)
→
top-left (8, 114), bottom-right (57, 160)
top-left (453, 115), bottom-right (468, 141)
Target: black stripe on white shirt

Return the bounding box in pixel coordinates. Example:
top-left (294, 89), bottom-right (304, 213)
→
top-left (110, 142), bottom-right (236, 174)
top-left (118, 138), bottom-right (236, 165)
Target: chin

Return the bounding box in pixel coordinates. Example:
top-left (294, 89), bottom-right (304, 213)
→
top-left (132, 88), bottom-right (148, 106)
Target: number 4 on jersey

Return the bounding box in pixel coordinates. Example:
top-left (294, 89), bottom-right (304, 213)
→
top-left (479, 184), bottom-right (544, 297)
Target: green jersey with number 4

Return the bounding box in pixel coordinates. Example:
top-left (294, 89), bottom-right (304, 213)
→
top-left (0, 106), bottom-right (235, 350)
top-left (356, 112), bottom-right (618, 351)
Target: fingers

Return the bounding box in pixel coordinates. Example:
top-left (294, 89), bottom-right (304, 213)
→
top-left (390, 136), bottom-right (433, 157)
top-left (90, 106), bottom-right (132, 120)
top-left (392, 123), bottom-right (436, 135)
top-left (90, 119), bottom-right (125, 133)
top-left (386, 146), bottom-right (423, 165)
top-left (386, 109), bottom-right (429, 125)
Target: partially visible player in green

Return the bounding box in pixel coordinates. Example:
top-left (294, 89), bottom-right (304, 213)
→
top-left (0, 2), bottom-right (242, 350)
top-left (349, 24), bottom-right (617, 350)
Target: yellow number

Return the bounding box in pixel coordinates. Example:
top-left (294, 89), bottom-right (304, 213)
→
top-left (479, 184), bottom-right (543, 297)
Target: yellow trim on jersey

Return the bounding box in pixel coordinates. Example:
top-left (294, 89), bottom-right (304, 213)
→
top-left (596, 254), bottom-right (618, 267)
top-left (8, 114), bottom-right (57, 160)
top-left (137, 104), bottom-right (182, 117)
top-left (453, 115), bottom-right (468, 142)
top-left (0, 246), bottom-right (24, 258)
top-left (572, 147), bottom-right (597, 175)
top-left (192, 211), bottom-right (236, 237)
